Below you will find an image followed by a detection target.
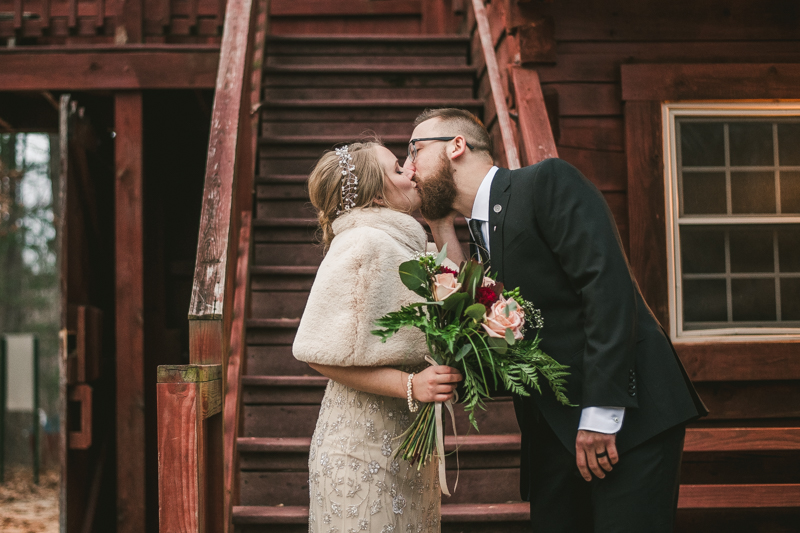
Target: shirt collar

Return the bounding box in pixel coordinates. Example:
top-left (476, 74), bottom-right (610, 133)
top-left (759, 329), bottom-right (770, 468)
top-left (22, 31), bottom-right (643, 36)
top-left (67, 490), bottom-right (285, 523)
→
top-left (469, 166), bottom-right (499, 223)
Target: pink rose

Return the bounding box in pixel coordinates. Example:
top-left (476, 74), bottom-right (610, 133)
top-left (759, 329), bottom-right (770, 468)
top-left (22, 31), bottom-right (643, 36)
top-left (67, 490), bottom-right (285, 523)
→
top-left (432, 273), bottom-right (462, 301)
top-left (481, 277), bottom-right (495, 288)
top-left (482, 296), bottom-right (525, 340)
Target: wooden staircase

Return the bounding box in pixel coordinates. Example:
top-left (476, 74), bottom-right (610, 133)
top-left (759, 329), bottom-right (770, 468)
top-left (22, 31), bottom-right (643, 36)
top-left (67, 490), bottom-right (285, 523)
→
top-left (220, 3), bottom-right (800, 533)
top-left (232, 29), bottom-right (541, 532)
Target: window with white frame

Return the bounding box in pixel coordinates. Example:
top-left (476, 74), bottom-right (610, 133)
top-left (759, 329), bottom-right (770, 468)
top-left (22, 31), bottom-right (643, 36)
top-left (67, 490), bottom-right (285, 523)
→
top-left (664, 104), bottom-right (800, 339)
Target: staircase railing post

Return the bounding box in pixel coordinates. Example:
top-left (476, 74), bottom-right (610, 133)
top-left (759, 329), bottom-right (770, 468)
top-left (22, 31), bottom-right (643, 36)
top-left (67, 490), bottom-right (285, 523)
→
top-left (157, 364), bottom-right (222, 532)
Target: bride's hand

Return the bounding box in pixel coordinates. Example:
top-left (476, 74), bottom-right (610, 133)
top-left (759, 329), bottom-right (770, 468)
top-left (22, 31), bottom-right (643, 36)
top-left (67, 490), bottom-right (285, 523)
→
top-left (411, 366), bottom-right (463, 403)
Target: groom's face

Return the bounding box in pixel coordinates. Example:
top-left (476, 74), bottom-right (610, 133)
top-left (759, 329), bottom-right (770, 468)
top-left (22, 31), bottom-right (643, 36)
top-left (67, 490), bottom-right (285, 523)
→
top-left (408, 119), bottom-right (458, 220)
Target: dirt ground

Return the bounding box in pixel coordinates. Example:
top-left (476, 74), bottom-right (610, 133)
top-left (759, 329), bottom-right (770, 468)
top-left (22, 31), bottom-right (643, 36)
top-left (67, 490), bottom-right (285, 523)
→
top-left (0, 467), bottom-right (59, 533)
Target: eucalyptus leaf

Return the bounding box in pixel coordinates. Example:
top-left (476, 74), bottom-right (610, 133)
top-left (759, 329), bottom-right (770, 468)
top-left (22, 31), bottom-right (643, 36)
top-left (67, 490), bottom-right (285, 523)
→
top-left (455, 343), bottom-right (473, 362)
top-left (465, 303), bottom-right (486, 321)
top-left (435, 243), bottom-right (448, 267)
top-left (487, 336), bottom-right (507, 355)
top-left (399, 260), bottom-right (428, 291)
top-left (504, 328), bottom-right (516, 346)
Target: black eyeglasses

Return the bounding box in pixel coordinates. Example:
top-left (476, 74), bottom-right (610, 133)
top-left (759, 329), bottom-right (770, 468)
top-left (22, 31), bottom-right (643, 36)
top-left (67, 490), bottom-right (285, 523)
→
top-left (407, 137), bottom-right (475, 162)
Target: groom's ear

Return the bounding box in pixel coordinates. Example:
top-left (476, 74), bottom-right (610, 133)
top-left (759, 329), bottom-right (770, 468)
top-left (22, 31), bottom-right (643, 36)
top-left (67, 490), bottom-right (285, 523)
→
top-left (449, 136), bottom-right (469, 160)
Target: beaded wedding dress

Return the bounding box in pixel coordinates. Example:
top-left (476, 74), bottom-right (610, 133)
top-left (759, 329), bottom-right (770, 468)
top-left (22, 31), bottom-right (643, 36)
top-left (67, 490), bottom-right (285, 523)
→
top-left (307, 379), bottom-right (440, 533)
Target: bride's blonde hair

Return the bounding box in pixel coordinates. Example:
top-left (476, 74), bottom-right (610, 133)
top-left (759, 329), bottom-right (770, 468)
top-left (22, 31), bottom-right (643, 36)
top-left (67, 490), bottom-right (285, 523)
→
top-left (308, 141), bottom-right (407, 251)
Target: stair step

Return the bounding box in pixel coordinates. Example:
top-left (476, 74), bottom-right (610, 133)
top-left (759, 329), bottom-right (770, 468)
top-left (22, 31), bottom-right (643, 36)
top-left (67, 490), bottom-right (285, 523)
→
top-left (259, 99), bottom-right (482, 137)
top-left (238, 434), bottom-right (521, 454)
top-left (251, 265), bottom-right (319, 276)
top-left (240, 467), bottom-right (520, 506)
top-left (233, 502), bottom-right (530, 525)
top-left (266, 35), bottom-right (472, 43)
top-left (261, 98), bottom-right (482, 109)
top-left (247, 346), bottom-right (314, 376)
top-left (261, 67), bottom-right (475, 100)
top-left (259, 134), bottom-right (410, 145)
top-left (265, 35), bottom-right (470, 67)
top-left (243, 399), bottom-right (519, 437)
top-left (263, 65), bottom-right (476, 75)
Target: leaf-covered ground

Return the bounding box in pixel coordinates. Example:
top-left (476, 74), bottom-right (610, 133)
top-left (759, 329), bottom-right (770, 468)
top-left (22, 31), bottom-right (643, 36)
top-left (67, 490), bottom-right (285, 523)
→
top-left (0, 467), bottom-right (58, 533)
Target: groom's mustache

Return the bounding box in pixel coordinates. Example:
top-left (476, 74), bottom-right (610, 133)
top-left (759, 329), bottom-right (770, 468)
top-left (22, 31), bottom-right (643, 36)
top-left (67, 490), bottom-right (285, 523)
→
top-left (416, 153), bottom-right (458, 220)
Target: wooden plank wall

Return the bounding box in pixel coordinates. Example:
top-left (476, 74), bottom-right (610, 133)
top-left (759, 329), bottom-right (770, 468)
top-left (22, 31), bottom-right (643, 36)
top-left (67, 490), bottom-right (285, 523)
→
top-left (474, 0), bottom-right (800, 256)
top-left (474, 0), bottom-right (800, 425)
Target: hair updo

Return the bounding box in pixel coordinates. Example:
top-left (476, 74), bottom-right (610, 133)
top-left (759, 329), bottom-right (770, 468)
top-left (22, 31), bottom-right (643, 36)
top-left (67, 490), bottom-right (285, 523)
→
top-left (307, 141), bottom-right (402, 252)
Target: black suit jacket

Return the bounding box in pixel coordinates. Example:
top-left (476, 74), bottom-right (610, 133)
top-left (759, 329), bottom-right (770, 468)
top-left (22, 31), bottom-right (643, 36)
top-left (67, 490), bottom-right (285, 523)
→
top-left (485, 159), bottom-right (707, 499)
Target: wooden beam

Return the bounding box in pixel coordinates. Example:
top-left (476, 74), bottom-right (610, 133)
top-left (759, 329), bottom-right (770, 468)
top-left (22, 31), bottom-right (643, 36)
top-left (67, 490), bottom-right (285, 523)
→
top-left (678, 484), bottom-right (800, 509)
top-left (625, 100), bottom-right (669, 328)
top-left (676, 341), bottom-right (800, 382)
top-left (683, 428), bottom-right (800, 453)
top-left (511, 66), bottom-right (557, 165)
top-left (115, 91), bottom-right (145, 533)
top-left (622, 63), bottom-right (800, 101)
top-left (0, 48), bottom-right (219, 90)
top-left (116, 0), bottom-right (143, 43)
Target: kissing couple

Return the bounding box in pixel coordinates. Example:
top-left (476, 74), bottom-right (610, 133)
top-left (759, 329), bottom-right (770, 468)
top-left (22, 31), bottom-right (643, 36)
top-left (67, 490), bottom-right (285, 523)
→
top-left (292, 108), bottom-right (707, 533)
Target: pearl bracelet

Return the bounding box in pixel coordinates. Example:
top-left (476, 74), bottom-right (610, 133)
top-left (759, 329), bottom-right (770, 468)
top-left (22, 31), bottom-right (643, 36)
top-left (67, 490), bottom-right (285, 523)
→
top-left (406, 373), bottom-right (419, 413)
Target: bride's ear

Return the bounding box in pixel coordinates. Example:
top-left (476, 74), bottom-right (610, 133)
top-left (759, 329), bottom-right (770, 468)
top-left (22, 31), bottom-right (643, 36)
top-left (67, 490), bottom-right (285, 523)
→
top-left (373, 195), bottom-right (385, 206)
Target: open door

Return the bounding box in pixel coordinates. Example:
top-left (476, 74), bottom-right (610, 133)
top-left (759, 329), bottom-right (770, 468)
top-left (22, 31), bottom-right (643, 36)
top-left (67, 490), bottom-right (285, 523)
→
top-left (57, 94), bottom-right (116, 533)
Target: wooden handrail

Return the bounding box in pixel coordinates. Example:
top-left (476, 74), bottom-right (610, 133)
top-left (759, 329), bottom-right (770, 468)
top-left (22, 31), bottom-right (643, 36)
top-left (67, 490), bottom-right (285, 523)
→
top-left (223, 211), bottom-right (251, 533)
top-left (158, 0), bottom-right (260, 529)
top-left (470, 0), bottom-right (557, 168)
top-left (471, 0), bottom-right (520, 170)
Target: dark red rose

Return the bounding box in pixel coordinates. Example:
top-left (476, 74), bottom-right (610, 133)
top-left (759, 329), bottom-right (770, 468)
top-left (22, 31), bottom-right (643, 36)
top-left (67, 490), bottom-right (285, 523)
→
top-left (438, 265), bottom-right (458, 276)
top-left (476, 286), bottom-right (499, 307)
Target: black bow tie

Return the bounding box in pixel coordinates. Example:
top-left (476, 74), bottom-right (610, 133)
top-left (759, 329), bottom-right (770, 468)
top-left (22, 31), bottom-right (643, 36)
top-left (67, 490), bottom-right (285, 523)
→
top-left (468, 219), bottom-right (490, 267)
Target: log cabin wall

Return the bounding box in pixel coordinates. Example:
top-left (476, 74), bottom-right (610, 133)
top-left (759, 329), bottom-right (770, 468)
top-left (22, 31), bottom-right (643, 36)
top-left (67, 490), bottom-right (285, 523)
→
top-left (474, 1), bottom-right (800, 529)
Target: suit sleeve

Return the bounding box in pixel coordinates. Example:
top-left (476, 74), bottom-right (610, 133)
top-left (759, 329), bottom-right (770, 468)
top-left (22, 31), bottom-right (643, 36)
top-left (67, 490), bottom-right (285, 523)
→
top-left (531, 158), bottom-right (638, 409)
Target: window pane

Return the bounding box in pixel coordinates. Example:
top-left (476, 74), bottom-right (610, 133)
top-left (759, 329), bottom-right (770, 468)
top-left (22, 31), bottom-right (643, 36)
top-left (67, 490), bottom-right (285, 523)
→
top-left (782, 279), bottom-right (800, 320)
top-left (683, 279), bottom-right (728, 323)
top-left (781, 171), bottom-right (800, 213)
top-left (778, 123), bottom-right (800, 166)
top-left (779, 228), bottom-right (800, 272)
top-left (681, 227), bottom-right (725, 273)
top-left (729, 122), bottom-right (774, 167)
top-left (731, 278), bottom-right (776, 321)
top-left (731, 171), bottom-right (776, 213)
top-left (680, 122), bottom-right (724, 167)
top-left (681, 172), bottom-right (727, 214)
top-left (729, 228), bottom-right (774, 273)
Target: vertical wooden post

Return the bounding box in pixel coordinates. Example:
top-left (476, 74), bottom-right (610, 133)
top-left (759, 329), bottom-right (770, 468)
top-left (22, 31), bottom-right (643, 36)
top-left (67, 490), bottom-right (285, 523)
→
top-left (33, 336), bottom-right (40, 485)
top-left (116, 0), bottom-right (143, 43)
top-left (115, 91), bottom-right (146, 533)
top-left (0, 337), bottom-right (6, 483)
top-left (157, 365), bottom-right (222, 533)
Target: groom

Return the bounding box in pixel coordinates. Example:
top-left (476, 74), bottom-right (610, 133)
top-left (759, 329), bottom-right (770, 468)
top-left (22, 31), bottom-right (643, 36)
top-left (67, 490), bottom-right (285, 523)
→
top-left (406, 108), bottom-right (707, 532)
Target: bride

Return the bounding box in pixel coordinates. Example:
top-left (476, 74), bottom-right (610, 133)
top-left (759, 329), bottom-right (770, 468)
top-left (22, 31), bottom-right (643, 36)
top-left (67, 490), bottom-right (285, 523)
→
top-left (293, 141), bottom-right (462, 533)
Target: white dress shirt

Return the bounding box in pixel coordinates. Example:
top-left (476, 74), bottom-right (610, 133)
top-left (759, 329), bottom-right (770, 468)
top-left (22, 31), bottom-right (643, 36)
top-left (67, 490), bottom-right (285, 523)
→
top-left (467, 166), bottom-right (625, 434)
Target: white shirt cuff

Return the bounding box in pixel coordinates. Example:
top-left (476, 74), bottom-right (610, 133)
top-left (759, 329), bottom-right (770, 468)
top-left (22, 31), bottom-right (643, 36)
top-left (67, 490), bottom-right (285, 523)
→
top-left (579, 407), bottom-right (625, 434)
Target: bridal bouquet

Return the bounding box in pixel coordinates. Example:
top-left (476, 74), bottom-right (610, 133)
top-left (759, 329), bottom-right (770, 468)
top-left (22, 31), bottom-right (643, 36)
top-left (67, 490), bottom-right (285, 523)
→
top-left (372, 246), bottom-right (573, 472)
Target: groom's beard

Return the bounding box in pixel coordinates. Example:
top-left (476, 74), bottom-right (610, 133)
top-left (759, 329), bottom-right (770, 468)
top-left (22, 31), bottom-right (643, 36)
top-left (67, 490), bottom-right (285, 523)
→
top-left (418, 153), bottom-right (458, 220)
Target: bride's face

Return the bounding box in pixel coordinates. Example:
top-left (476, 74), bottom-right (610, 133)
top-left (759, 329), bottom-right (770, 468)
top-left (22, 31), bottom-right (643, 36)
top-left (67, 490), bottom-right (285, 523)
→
top-left (374, 145), bottom-right (422, 212)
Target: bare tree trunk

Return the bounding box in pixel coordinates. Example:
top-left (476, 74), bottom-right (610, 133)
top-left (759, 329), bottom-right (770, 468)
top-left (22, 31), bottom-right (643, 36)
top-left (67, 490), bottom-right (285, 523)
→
top-left (0, 133), bottom-right (24, 333)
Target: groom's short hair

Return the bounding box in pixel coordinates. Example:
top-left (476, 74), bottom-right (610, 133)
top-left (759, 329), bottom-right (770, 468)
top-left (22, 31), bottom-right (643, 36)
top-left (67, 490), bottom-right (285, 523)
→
top-left (413, 108), bottom-right (493, 156)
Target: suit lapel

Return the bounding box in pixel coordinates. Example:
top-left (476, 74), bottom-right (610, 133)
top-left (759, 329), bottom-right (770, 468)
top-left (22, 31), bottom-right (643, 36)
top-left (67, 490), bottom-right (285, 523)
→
top-left (488, 168), bottom-right (512, 280)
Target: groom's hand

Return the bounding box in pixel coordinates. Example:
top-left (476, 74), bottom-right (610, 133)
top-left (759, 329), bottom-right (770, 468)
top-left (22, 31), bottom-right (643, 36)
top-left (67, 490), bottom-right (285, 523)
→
top-left (575, 430), bottom-right (619, 481)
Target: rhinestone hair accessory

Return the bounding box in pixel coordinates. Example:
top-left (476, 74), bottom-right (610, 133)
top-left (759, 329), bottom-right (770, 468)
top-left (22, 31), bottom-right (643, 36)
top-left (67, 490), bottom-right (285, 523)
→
top-left (335, 145), bottom-right (359, 215)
